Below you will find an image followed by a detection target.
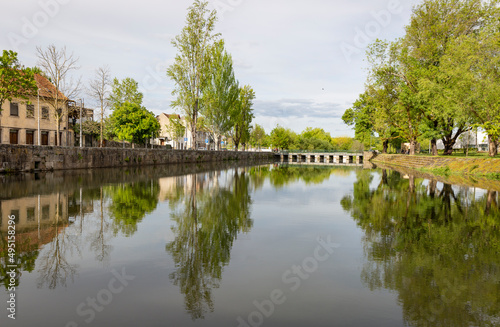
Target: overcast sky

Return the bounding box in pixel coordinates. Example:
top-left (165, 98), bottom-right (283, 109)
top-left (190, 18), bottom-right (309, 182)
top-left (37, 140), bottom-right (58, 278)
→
top-left (1, 0), bottom-right (420, 136)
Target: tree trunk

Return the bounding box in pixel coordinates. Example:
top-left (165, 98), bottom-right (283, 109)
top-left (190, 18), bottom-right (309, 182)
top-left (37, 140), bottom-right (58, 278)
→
top-left (234, 142), bottom-right (239, 152)
top-left (431, 138), bottom-right (438, 156)
top-left (382, 140), bottom-right (389, 154)
top-left (488, 135), bottom-right (498, 157)
top-left (216, 135), bottom-right (221, 151)
top-left (409, 140), bottom-right (416, 155)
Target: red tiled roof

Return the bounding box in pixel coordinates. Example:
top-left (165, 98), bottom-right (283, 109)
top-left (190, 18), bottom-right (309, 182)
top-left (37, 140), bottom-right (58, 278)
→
top-left (34, 74), bottom-right (68, 100)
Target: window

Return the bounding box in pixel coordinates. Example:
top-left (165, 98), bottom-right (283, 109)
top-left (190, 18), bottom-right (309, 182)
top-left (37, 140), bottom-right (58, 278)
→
top-left (41, 131), bottom-right (49, 145)
top-left (42, 106), bottom-right (49, 119)
top-left (27, 207), bottom-right (35, 222)
top-left (26, 130), bottom-right (34, 145)
top-left (26, 104), bottom-right (35, 118)
top-left (42, 205), bottom-right (50, 220)
top-left (10, 102), bottom-right (19, 116)
top-left (10, 130), bottom-right (18, 144)
top-left (10, 210), bottom-right (20, 224)
top-left (56, 108), bottom-right (62, 116)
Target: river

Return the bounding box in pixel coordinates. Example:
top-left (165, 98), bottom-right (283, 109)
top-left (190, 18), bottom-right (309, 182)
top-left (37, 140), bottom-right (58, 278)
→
top-left (1, 162), bottom-right (498, 327)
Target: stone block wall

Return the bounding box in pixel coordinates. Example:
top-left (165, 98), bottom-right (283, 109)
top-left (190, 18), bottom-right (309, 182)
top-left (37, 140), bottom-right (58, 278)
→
top-left (0, 145), bottom-right (275, 173)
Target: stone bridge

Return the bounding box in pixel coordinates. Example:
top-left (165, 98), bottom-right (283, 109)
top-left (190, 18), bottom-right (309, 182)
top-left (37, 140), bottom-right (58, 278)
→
top-left (275, 152), bottom-right (364, 165)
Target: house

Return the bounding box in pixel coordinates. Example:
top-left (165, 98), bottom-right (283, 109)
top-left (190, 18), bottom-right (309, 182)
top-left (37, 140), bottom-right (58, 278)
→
top-left (0, 74), bottom-right (74, 146)
top-left (155, 113), bottom-right (187, 149)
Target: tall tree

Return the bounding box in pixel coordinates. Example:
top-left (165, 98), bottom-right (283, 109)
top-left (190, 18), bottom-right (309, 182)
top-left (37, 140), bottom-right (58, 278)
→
top-left (231, 85), bottom-right (255, 151)
top-left (87, 66), bottom-right (112, 147)
top-left (270, 125), bottom-right (295, 151)
top-left (108, 77), bottom-right (143, 109)
top-left (203, 40), bottom-right (239, 150)
top-left (0, 50), bottom-right (37, 135)
top-left (403, 0), bottom-right (490, 155)
top-left (167, 0), bottom-right (219, 151)
top-left (36, 45), bottom-right (81, 146)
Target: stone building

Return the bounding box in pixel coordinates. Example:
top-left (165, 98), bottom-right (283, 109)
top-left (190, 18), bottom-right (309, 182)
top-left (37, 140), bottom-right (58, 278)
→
top-left (0, 74), bottom-right (74, 146)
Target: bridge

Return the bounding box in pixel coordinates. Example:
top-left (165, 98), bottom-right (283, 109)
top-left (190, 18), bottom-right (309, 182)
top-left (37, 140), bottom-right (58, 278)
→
top-left (275, 151), bottom-right (364, 165)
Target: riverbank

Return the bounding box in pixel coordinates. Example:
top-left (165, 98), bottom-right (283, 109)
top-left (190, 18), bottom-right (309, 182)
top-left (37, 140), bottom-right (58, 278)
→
top-left (0, 144), bottom-right (275, 173)
top-left (371, 153), bottom-right (500, 180)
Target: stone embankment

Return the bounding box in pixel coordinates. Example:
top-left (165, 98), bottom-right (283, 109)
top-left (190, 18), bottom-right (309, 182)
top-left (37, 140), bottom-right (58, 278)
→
top-left (0, 145), bottom-right (275, 173)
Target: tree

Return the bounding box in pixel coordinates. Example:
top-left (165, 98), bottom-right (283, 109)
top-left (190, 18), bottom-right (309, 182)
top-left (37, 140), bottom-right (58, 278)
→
top-left (203, 40), bottom-right (239, 150)
top-left (249, 124), bottom-right (267, 150)
top-left (36, 45), bottom-right (81, 146)
top-left (0, 50), bottom-right (37, 134)
top-left (167, 0), bottom-right (219, 152)
top-left (440, 21), bottom-right (500, 156)
top-left (87, 66), bottom-right (111, 147)
top-left (110, 102), bottom-right (160, 146)
top-left (0, 50), bottom-right (37, 111)
top-left (270, 125), bottom-right (295, 151)
top-left (231, 85), bottom-right (255, 151)
top-left (108, 77), bottom-right (143, 109)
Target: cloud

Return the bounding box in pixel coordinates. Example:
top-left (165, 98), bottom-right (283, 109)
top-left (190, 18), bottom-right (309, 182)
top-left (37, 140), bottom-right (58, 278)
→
top-left (254, 99), bottom-right (345, 119)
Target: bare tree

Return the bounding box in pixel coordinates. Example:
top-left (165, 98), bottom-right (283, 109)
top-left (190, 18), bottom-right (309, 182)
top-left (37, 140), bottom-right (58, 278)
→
top-left (87, 66), bottom-right (111, 147)
top-left (36, 45), bottom-right (81, 146)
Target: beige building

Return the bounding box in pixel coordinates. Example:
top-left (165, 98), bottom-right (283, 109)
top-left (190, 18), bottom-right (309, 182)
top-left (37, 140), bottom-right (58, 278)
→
top-left (155, 113), bottom-right (215, 150)
top-left (0, 74), bottom-right (74, 146)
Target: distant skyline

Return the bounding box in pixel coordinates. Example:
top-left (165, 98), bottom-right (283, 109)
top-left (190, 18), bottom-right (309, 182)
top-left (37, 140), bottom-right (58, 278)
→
top-left (2, 0), bottom-right (420, 136)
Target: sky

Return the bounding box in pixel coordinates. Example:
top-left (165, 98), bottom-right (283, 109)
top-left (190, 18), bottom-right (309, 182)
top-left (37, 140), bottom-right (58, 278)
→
top-left (1, 0), bottom-right (420, 136)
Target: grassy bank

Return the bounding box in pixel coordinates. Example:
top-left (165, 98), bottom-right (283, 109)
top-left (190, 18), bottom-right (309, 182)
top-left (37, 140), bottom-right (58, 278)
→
top-left (371, 154), bottom-right (500, 179)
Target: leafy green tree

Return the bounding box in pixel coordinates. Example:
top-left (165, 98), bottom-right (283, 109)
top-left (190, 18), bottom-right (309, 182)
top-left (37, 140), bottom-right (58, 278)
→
top-left (231, 85), bottom-right (255, 151)
top-left (270, 125), bottom-right (296, 151)
top-left (167, 0), bottom-right (219, 151)
top-left (108, 77), bottom-right (143, 109)
top-left (110, 102), bottom-right (160, 145)
top-left (249, 124), bottom-right (267, 150)
top-left (203, 40), bottom-right (239, 150)
top-left (0, 50), bottom-right (37, 112)
top-left (440, 22), bottom-right (500, 156)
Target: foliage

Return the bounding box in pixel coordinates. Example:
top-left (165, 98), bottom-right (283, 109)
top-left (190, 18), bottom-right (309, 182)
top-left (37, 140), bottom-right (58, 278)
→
top-left (249, 124), bottom-right (267, 149)
top-left (108, 77), bottom-right (143, 109)
top-left (72, 120), bottom-right (100, 138)
top-left (110, 102), bottom-right (160, 144)
top-left (203, 40), bottom-right (239, 150)
top-left (0, 50), bottom-right (37, 109)
top-left (167, 0), bottom-right (219, 149)
top-left (231, 85), bottom-right (255, 150)
top-left (270, 125), bottom-right (296, 150)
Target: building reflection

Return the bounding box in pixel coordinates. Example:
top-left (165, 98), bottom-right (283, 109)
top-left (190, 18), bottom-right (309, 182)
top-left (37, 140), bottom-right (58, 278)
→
top-left (0, 191), bottom-right (95, 290)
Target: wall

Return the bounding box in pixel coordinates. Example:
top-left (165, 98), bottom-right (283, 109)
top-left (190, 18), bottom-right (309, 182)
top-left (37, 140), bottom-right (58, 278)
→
top-left (0, 144), bottom-right (275, 173)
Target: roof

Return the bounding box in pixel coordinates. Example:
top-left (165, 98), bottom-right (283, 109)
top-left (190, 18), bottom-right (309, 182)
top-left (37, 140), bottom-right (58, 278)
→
top-left (158, 113), bottom-right (183, 120)
top-left (34, 73), bottom-right (68, 100)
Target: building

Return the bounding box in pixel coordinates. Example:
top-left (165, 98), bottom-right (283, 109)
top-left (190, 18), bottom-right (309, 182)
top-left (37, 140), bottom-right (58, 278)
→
top-left (0, 74), bottom-right (74, 146)
top-left (155, 113), bottom-right (214, 150)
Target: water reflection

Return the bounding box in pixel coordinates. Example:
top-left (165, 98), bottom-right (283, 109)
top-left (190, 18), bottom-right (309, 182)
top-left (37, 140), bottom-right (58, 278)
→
top-left (341, 169), bottom-right (500, 326)
top-left (166, 169), bottom-right (253, 319)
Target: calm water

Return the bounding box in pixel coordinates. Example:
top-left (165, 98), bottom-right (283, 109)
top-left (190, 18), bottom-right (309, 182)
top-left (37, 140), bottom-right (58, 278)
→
top-left (0, 163), bottom-right (499, 327)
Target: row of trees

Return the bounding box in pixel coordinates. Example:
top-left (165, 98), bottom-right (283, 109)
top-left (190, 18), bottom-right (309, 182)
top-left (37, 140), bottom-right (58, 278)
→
top-left (167, 0), bottom-right (255, 151)
top-left (343, 0), bottom-right (500, 156)
top-left (246, 124), bottom-right (359, 152)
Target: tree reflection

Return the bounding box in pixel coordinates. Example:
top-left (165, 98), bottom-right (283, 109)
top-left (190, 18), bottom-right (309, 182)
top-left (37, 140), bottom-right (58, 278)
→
top-left (341, 169), bottom-right (500, 326)
top-left (166, 169), bottom-right (253, 320)
top-left (107, 181), bottom-right (159, 237)
top-left (36, 193), bottom-right (79, 289)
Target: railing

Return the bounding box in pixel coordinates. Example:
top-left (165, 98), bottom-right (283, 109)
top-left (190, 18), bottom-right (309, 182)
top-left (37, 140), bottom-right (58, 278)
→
top-left (278, 150), bottom-right (364, 154)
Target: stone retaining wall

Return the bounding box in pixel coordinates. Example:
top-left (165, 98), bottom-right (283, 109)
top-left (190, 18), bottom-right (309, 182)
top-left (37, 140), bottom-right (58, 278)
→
top-left (0, 145), bottom-right (275, 173)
